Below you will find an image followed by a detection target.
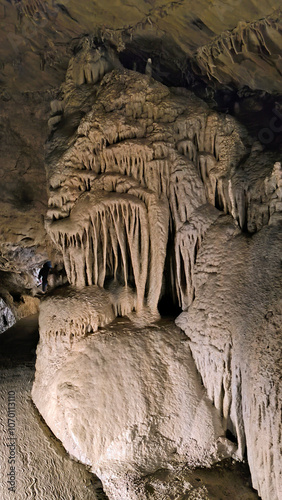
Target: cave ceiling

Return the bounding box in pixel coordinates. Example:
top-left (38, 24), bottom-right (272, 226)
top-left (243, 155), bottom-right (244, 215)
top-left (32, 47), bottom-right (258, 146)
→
top-left (0, 0), bottom-right (281, 94)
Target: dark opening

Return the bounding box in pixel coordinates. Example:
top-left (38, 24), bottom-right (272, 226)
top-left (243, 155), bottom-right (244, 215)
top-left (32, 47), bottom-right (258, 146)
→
top-left (158, 294), bottom-right (182, 317)
top-left (157, 231), bottom-right (182, 318)
top-left (226, 429), bottom-right (238, 444)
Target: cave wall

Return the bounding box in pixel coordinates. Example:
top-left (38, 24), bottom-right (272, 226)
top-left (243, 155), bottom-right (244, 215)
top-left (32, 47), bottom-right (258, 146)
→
top-left (0, 1), bottom-right (281, 319)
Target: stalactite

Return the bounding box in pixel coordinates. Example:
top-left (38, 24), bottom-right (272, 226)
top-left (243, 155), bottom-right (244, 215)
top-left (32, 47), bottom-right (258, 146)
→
top-left (45, 68), bottom-right (282, 330)
top-left (194, 11), bottom-right (280, 88)
top-left (48, 184), bottom-right (169, 316)
top-left (174, 205), bottom-right (221, 310)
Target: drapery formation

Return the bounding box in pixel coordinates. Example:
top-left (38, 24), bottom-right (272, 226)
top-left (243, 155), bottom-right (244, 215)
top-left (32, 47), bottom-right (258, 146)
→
top-left (47, 68), bottom-right (274, 313)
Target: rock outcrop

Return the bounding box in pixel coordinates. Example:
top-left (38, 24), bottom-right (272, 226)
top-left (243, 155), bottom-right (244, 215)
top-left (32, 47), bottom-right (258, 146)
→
top-left (1, 0), bottom-right (281, 93)
top-left (44, 54), bottom-right (255, 316)
top-left (0, 297), bottom-right (15, 334)
top-left (0, 0), bottom-right (280, 496)
top-left (0, 91), bottom-right (52, 325)
top-left (193, 10), bottom-right (282, 92)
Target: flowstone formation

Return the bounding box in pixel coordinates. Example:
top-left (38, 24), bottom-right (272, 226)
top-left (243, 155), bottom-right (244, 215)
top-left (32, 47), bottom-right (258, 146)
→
top-left (176, 220), bottom-right (282, 500)
top-left (193, 10), bottom-right (282, 92)
top-left (33, 317), bottom-right (232, 500)
top-left (33, 44), bottom-right (282, 500)
top-left (44, 43), bottom-right (258, 315)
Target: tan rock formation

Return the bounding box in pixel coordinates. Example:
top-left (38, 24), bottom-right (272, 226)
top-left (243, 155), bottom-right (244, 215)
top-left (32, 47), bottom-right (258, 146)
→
top-left (32, 317), bottom-right (232, 500)
top-left (0, 0), bottom-right (281, 93)
top-left (44, 61), bottom-right (254, 316)
top-left (0, 0), bottom-right (281, 497)
top-left (176, 218), bottom-right (282, 500)
top-left (0, 91), bottom-right (52, 323)
top-left (30, 60), bottom-right (282, 500)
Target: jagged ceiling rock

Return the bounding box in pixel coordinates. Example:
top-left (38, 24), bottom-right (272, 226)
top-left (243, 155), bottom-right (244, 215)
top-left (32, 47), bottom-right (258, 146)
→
top-left (193, 10), bottom-right (282, 92)
top-left (0, 0), bottom-right (281, 93)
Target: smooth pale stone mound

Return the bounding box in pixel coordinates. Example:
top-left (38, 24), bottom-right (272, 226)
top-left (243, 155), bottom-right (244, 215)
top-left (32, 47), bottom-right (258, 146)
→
top-left (32, 318), bottom-right (231, 500)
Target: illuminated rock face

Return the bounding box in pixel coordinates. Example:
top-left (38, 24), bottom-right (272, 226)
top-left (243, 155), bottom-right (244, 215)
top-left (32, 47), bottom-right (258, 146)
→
top-left (32, 318), bottom-right (231, 500)
top-left (32, 59), bottom-right (282, 500)
top-left (45, 55), bottom-right (259, 315)
top-left (176, 220), bottom-right (282, 500)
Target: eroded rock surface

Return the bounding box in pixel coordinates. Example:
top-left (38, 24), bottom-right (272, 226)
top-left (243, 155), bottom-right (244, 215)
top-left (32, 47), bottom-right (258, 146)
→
top-left (0, 0), bottom-right (281, 93)
top-left (44, 61), bottom-right (255, 315)
top-left (0, 297), bottom-right (15, 334)
top-left (0, 91), bottom-right (52, 324)
top-left (0, 91), bottom-right (50, 268)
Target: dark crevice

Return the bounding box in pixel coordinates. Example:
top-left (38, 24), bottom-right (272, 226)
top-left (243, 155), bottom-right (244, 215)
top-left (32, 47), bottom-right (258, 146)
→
top-left (226, 429), bottom-right (238, 444)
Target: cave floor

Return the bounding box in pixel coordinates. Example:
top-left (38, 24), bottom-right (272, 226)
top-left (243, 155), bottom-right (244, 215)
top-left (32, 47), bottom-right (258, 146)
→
top-left (0, 315), bottom-right (108, 500)
top-left (0, 315), bottom-right (260, 500)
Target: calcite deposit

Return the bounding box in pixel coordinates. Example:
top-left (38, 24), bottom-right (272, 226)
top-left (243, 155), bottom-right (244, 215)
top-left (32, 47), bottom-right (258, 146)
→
top-left (30, 45), bottom-right (282, 500)
top-left (194, 10), bottom-right (282, 92)
top-left (44, 47), bottom-right (257, 317)
top-left (0, 0), bottom-right (280, 497)
top-left (32, 318), bottom-right (233, 500)
top-left (176, 217), bottom-right (282, 500)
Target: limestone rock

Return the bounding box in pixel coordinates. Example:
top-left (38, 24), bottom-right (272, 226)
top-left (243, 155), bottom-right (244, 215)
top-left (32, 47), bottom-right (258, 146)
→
top-left (176, 217), bottom-right (282, 500)
top-left (31, 67), bottom-right (282, 500)
top-left (38, 285), bottom-right (116, 343)
top-left (193, 11), bottom-right (282, 92)
top-left (0, 2), bottom-right (281, 498)
top-left (0, 91), bottom-right (52, 314)
top-left (44, 68), bottom-right (254, 318)
top-left (44, 68), bottom-right (281, 319)
top-left (0, 0), bottom-right (281, 93)
top-left (32, 318), bottom-right (231, 500)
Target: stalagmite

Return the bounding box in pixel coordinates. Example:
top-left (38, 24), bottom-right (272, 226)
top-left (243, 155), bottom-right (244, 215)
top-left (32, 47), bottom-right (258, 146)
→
top-left (32, 319), bottom-right (232, 500)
